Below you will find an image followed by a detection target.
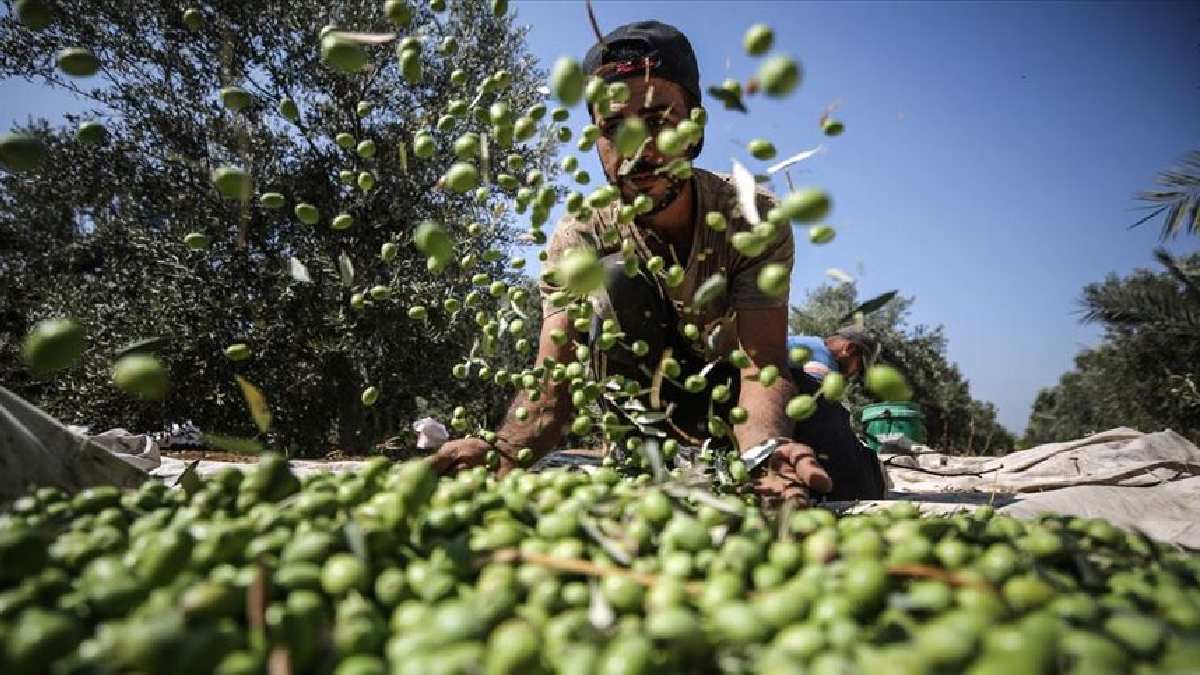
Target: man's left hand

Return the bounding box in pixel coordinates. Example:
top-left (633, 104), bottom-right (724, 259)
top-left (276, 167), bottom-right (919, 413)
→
top-left (750, 441), bottom-right (832, 505)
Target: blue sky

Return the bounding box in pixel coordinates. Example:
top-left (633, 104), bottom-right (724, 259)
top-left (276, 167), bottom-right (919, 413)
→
top-left (4, 1), bottom-right (1198, 435)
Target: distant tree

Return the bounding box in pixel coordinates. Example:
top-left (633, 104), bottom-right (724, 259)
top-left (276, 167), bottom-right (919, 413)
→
top-left (789, 284), bottom-right (1015, 454)
top-left (1024, 252), bottom-right (1200, 446)
top-left (1133, 150), bottom-right (1200, 240)
top-left (0, 0), bottom-right (553, 455)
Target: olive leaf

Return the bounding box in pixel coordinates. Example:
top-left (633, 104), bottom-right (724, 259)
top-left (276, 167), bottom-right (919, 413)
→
top-left (840, 290), bottom-right (898, 324)
top-left (825, 267), bottom-right (854, 285)
top-left (235, 375), bottom-right (272, 433)
top-left (766, 144), bottom-right (825, 174)
top-left (288, 257), bottom-right (312, 283)
top-left (173, 459), bottom-right (202, 496)
top-left (731, 159), bottom-right (761, 226)
top-left (692, 272), bottom-right (727, 310)
top-left (706, 84), bottom-right (747, 112)
top-left (337, 251), bottom-right (355, 287)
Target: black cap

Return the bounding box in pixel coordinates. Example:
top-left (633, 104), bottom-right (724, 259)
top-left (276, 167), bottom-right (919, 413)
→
top-left (582, 20), bottom-right (702, 111)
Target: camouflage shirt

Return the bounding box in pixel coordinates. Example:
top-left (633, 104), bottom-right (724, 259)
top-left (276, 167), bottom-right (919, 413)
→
top-left (540, 168), bottom-right (793, 360)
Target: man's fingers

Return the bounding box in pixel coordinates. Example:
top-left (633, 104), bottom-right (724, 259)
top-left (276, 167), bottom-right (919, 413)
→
top-left (428, 447), bottom-right (457, 474)
top-left (779, 443), bottom-right (833, 495)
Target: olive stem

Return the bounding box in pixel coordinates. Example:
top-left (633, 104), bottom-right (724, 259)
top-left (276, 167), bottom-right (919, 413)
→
top-left (489, 548), bottom-right (703, 593)
top-left (886, 563), bottom-right (994, 590)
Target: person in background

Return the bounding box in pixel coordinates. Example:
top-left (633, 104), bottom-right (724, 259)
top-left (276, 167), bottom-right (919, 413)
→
top-left (786, 326), bottom-right (888, 500)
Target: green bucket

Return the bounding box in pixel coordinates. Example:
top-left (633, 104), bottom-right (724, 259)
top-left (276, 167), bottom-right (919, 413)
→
top-left (862, 401), bottom-right (926, 452)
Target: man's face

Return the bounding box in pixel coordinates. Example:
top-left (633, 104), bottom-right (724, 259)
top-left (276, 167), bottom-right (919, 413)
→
top-left (829, 337), bottom-right (863, 377)
top-left (592, 76), bottom-right (694, 209)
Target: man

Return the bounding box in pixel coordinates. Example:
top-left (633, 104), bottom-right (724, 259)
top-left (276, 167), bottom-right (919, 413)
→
top-left (788, 326), bottom-right (888, 500)
top-left (433, 21), bottom-right (860, 503)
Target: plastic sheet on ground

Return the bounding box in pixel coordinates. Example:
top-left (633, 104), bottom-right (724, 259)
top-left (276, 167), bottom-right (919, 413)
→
top-left (830, 427), bottom-right (1200, 549)
top-left (5, 382), bottom-right (1198, 547)
top-left (0, 385), bottom-right (147, 500)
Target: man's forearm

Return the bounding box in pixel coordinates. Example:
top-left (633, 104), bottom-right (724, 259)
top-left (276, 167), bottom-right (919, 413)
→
top-left (734, 375), bottom-right (796, 453)
top-left (493, 377), bottom-right (572, 460)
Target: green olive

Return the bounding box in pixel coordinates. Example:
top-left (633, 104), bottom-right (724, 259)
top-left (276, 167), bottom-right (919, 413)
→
top-left (76, 120), bottom-right (107, 145)
top-left (865, 364), bottom-right (912, 401)
top-left (779, 188), bottom-right (831, 223)
top-left (220, 86), bottom-right (252, 111)
top-left (223, 343), bottom-right (252, 362)
top-left (320, 34), bottom-right (368, 74)
top-left (758, 55), bottom-right (801, 97)
top-left (444, 162), bottom-right (480, 193)
top-left (756, 263), bottom-right (790, 298)
top-left (743, 24), bottom-right (774, 56)
top-left (809, 224), bottom-right (836, 245)
top-left (111, 354), bottom-right (169, 400)
top-left (384, 0), bottom-right (412, 25)
top-left (211, 166), bottom-right (253, 201)
top-left (550, 57), bottom-right (585, 105)
top-left (21, 318), bottom-right (84, 376)
top-left (56, 47), bottom-right (100, 78)
top-left (295, 203), bottom-right (320, 225)
top-left (748, 138), bottom-right (777, 160)
top-left (0, 133), bottom-right (47, 173)
top-left (786, 394), bottom-right (817, 420)
top-left (16, 0), bottom-right (54, 30)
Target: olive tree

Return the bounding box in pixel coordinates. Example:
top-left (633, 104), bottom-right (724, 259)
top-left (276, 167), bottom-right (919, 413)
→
top-left (0, 0), bottom-right (554, 455)
top-left (1024, 251), bottom-right (1200, 446)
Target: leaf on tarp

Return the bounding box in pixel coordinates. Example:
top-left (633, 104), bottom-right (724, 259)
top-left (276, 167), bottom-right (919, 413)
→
top-left (288, 257), bottom-right (312, 283)
top-left (337, 251), bottom-right (355, 287)
top-left (825, 267), bottom-right (854, 285)
top-left (235, 375), bottom-right (272, 433)
top-left (766, 144), bottom-right (826, 174)
top-left (174, 459), bottom-right (202, 496)
top-left (840, 290), bottom-right (898, 324)
top-left (731, 159), bottom-right (761, 225)
top-left (397, 141), bottom-right (408, 175)
top-left (202, 432), bottom-right (264, 454)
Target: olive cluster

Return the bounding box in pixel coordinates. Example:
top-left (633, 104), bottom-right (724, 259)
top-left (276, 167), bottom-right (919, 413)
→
top-left (2, 458), bottom-right (1199, 675)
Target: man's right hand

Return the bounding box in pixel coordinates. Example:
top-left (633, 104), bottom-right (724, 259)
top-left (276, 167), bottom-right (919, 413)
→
top-left (429, 437), bottom-right (503, 475)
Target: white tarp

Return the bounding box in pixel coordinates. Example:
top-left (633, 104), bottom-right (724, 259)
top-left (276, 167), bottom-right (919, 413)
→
top-left (4, 383), bottom-right (1198, 548)
top-left (0, 386), bottom-right (147, 500)
top-left (837, 427), bottom-right (1200, 549)
top-left (880, 427), bottom-right (1199, 493)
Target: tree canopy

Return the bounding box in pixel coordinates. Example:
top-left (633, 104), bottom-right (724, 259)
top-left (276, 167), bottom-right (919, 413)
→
top-left (1024, 251), bottom-right (1200, 446)
top-left (1, 0), bottom-right (552, 455)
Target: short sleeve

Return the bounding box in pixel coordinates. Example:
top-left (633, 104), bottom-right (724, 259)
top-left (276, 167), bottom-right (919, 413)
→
top-left (539, 214), bottom-right (595, 317)
top-left (729, 191), bottom-right (795, 310)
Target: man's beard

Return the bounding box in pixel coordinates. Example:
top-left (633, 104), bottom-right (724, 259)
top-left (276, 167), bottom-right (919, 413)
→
top-left (614, 160), bottom-right (688, 218)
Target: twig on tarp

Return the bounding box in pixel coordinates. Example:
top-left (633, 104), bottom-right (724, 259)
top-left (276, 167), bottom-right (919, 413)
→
top-left (490, 548), bottom-right (702, 592)
top-left (886, 563), bottom-right (992, 590)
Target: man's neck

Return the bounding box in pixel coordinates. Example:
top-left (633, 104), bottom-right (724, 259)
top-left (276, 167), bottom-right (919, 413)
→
top-left (636, 179), bottom-right (695, 250)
